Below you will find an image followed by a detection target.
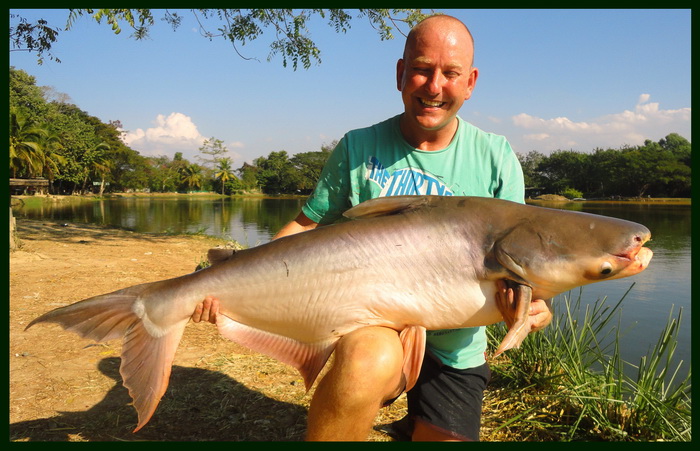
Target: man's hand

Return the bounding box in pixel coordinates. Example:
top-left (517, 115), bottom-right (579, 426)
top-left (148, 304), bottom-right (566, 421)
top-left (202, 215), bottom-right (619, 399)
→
top-left (496, 280), bottom-right (553, 333)
top-left (191, 296), bottom-right (220, 324)
top-left (528, 297), bottom-right (553, 332)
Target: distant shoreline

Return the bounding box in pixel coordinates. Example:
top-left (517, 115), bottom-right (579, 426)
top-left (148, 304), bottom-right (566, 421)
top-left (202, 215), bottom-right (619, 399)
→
top-left (11, 192), bottom-right (691, 206)
top-left (527, 194), bottom-right (690, 205)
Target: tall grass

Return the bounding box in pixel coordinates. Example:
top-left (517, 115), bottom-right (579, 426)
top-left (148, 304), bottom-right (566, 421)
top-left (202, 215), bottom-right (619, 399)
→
top-left (486, 285), bottom-right (691, 441)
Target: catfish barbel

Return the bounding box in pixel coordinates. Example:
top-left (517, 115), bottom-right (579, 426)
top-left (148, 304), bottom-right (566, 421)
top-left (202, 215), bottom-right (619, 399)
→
top-left (26, 195), bottom-right (652, 431)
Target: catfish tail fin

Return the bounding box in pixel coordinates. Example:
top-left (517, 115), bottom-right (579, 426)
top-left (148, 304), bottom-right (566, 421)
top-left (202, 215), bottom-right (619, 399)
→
top-left (25, 283), bottom-right (188, 432)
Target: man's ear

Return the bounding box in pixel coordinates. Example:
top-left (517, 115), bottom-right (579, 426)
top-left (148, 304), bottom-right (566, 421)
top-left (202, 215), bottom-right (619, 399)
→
top-left (396, 58), bottom-right (405, 92)
top-left (463, 66), bottom-right (479, 100)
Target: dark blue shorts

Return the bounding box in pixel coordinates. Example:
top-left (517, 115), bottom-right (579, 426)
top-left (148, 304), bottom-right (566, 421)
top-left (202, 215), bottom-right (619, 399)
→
top-left (406, 354), bottom-right (491, 441)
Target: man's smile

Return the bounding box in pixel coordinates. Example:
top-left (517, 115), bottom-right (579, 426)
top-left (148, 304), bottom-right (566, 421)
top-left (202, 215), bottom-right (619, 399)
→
top-left (419, 98), bottom-right (446, 108)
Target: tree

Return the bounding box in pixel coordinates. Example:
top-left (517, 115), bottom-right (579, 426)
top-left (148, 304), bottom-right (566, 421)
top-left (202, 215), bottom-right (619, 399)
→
top-left (9, 15), bottom-right (60, 64)
top-left (236, 162), bottom-right (261, 193)
top-left (290, 142), bottom-right (334, 193)
top-left (10, 67), bottom-right (49, 118)
top-left (180, 164), bottom-right (203, 192)
top-left (10, 9), bottom-right (428, 70)
top-left (660, 133), bottom-right (691, 167)
top-left (81, 142), bottom-right (111, 195)
top-left (537, 150), bottom-right (591, 196)
top-left (10, 66), bottom-right (154, 194)
top-left (516, 150), bottom-right (546, 189)
top-left (255, 150), bottom-right (300, 194)
top-left (214, 157), bottom-right (235, 195)
top-left (623, 138), bottom-right (691, 197)
top-left (588, 147), bottom-right (626, 197)
top-left (9, 108), bottom-right (48, 178)
top-left (197, 137), bottom-right (229, 168)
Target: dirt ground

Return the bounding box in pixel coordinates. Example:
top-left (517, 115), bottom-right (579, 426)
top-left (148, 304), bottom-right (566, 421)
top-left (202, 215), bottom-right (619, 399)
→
top-left (9, 219), bottom-right (409, 441)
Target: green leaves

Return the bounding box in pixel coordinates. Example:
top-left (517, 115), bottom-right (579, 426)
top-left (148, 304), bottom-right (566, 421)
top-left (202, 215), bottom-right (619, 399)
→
top-left (11, 9), bottom-right (428, 70)
top-left (9, 14), bottom-right (61, 65)
top-left (520, 136), bottom-right (692, 198)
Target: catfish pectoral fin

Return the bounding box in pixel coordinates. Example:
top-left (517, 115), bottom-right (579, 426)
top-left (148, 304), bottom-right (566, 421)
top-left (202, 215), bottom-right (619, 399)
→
top-left (493, 283), bottom-right (533, 358)
top-left (493, 321), bottom-right (529, 358)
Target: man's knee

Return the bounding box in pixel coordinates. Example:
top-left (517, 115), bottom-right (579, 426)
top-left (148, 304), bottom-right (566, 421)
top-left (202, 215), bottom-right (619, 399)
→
top-left (332, 327), bottom-right (405, 396)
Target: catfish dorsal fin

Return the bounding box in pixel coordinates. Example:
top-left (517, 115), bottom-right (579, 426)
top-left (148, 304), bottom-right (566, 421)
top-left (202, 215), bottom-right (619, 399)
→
top-left (207, 248), bottom-right (237, 266)
top-left (343, 195), bottom-right (431, 220)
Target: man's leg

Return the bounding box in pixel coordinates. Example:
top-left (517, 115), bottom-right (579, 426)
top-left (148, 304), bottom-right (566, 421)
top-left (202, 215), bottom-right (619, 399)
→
top-left (305, 326), bottom-right (405, 441)
top-left (407, 357), bottom-right (490, 441)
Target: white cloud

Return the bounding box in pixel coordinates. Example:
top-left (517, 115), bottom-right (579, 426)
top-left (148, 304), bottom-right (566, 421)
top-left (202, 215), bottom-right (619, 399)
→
top-left (121, 113), bottom-right (246, 162)
top-left (487, 116), bottom-right (502, 124)
top-left (523, 133), bottom-right (551, 141)
top-left (510, 94), bottom-right (690, 153)
top-left (638, 93), bottom-right (651, 104)
top-left (122, 112), bottom-right (205, 159)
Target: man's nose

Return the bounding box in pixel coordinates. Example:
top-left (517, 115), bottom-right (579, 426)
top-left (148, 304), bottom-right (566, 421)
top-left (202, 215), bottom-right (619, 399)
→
top-left (425, 70), bottom-right (444, 95)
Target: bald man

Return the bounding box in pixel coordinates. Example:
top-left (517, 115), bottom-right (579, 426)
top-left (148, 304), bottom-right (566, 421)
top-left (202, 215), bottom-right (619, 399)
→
top-left (193, 15), bottom-right (552, 441)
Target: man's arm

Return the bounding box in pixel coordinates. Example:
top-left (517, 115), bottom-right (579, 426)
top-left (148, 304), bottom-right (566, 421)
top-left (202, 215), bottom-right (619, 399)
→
top-left (272, 211), bottom-right (320, 239)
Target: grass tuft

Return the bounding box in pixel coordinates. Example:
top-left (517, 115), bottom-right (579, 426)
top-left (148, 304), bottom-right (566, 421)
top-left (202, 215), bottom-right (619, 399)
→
top-left (485, 285), bottom-right (691, 441)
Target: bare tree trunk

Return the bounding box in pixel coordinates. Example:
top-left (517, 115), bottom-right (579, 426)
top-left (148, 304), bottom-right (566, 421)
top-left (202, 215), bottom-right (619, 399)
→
top-left (10, 208), bottom-right (18, 251)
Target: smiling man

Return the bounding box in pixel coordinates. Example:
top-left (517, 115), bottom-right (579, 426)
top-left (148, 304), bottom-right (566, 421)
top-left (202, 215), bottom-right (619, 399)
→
top-left (193, 14), bottom-right (552, 441)
top-left (397, 16), bottom-right (478, 150)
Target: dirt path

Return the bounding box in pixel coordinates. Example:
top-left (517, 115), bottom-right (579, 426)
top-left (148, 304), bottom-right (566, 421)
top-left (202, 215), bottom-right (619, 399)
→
top-left (9, 219), bottom-right (407, 441)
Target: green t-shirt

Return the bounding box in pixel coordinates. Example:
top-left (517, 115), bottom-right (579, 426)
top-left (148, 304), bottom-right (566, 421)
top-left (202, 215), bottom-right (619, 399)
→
top-left (302, 114), bottom-right (525, 369)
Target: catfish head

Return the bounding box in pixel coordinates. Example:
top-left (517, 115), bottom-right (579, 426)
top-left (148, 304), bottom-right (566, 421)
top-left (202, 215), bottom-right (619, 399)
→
top-left (492, 209), bottom-right (653, 300)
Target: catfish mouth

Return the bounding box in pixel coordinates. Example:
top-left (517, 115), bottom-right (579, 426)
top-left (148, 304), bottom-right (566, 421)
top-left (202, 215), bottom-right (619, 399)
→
top-left (614, 230), bottom-right (652, 262)
top-left (610, 239), bottom-right (653, 278)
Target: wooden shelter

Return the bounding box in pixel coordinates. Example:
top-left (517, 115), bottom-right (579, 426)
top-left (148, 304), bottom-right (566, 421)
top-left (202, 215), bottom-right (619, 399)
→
top-left (10, 178), bottom-right (49, 195)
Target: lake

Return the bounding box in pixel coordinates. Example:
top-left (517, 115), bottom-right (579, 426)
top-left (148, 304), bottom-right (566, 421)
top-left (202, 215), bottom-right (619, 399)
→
top-left (12, 196), bottom-right (691, 374)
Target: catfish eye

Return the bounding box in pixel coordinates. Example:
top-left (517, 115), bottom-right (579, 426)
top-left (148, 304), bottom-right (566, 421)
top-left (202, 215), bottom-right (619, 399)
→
top-left (600, 262), bottom-right (613, 275)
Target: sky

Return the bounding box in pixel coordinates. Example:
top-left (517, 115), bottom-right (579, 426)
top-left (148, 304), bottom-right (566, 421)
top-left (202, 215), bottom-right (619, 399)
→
top-left (9, 9), bottom-right (691, 166)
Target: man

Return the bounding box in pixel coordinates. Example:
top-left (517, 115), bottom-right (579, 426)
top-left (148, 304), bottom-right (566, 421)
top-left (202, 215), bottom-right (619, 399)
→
top-left (193, 14), bottom-right (552, 441)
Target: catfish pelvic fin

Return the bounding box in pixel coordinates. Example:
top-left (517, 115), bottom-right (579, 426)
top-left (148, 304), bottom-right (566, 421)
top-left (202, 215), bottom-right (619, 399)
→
top-left (215, 314), bottom-right (338, 391)
top-left (399, 325), bottom-right (427, 393)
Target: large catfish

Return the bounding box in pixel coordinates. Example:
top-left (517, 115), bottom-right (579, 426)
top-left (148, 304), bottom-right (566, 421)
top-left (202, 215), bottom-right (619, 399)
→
top-left (26, 195), bottom-right (652, 431)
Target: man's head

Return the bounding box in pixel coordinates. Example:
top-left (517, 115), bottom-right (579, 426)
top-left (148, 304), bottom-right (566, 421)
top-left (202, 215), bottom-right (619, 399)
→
top-left (396, 15), bottom-right (478, 146)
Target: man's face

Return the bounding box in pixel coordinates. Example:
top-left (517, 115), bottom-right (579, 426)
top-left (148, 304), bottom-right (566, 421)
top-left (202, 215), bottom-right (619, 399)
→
top-left (396, 24), bottom-right (478, 135)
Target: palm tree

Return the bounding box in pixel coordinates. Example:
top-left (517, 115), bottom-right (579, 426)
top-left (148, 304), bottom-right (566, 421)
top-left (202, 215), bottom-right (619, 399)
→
top-left (180, 164), bottom-right (203, 192)
top-left (9, 109), bottom-right (48, 178)
top-left (214, 157), bottom-right (235, 195)
top-left (37, 129), bottom-right (66, 193)
top-left (80, 142), bottom-right (111, 194)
